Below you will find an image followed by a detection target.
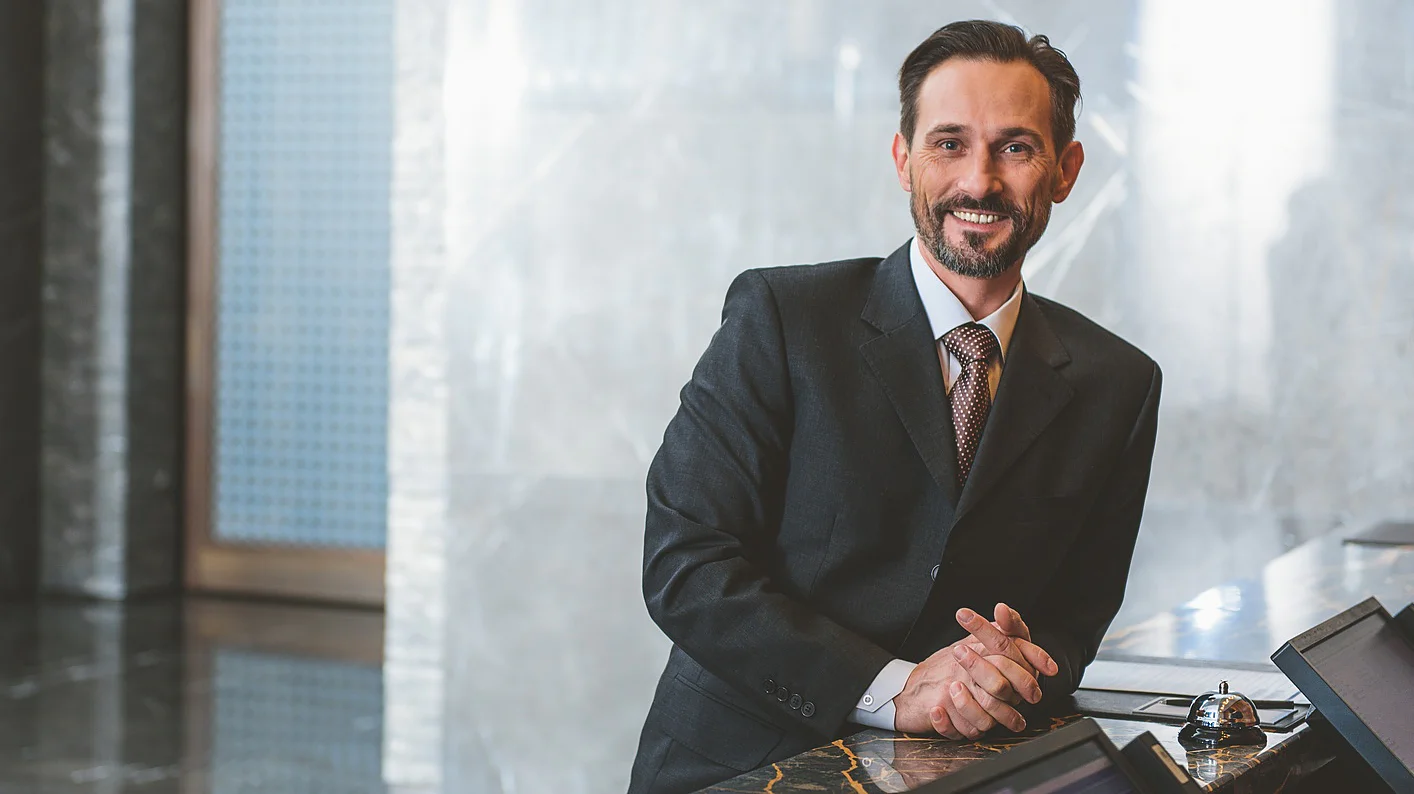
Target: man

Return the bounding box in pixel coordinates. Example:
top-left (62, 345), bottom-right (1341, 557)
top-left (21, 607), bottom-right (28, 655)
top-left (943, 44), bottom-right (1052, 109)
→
top-left (629, 19), bottom-right (1161, 794)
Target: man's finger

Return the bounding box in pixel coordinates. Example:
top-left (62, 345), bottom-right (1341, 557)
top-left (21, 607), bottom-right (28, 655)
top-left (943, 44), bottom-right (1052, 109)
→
top-left (968, 682), bottom-right (1027, 733)
top-left (956, 608), bottom-right (1023, 662)
top-left (953, 647), bottom-right (1029, 729)
top-left (953, 644), bottom-right (1021, 705)
top-left (982, 653), bottom-right (1044, 705)
top-left (948, 681), bottom-right (996, 737)
top-left (1013, 637), bottom-right (1059, 677)
top-left (929, 706), bottom-right (964, 740)
top-left (994, 602), bottom-right (1031, 642)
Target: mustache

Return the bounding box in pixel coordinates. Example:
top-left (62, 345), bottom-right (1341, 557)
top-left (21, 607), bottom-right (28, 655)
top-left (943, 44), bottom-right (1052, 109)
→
top-left (931, 195), bottom-right (1024, 226)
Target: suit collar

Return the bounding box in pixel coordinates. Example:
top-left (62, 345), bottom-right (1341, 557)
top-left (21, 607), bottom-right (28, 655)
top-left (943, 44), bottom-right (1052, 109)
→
top-left (859, 243), bottom-right (962, 506)
top-left (860, 242), bottom-right (923, 334)
top-left (860, 245), bottom-right (1075, 510)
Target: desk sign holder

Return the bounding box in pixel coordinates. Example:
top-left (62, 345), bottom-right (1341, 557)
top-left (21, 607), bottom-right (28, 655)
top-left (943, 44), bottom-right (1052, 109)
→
top-left (915, 718), bottom-right (1200, 794)
top-left (1271, 597), bottom-right (1414, 791)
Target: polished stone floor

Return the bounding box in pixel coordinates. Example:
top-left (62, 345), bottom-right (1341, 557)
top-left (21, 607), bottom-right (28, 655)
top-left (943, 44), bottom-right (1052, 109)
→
top-left (0, 596), bottom-right (389, 793)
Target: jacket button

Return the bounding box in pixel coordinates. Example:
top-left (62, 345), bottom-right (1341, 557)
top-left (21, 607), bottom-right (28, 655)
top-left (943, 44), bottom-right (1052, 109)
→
top-left (930, 564), bottom-right (940, 581)
top-left (776, 685), bottom-right (790, 702)
top-left (801, 701), bottom-right (816, 718)
top-left (763, 678), bottom-right (775, 694)
top-left (789, 694), bottom-right (802, 710)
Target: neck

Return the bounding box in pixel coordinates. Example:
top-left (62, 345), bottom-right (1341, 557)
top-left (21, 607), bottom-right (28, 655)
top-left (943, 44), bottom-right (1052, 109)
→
top-left (919, 247), bottom-right (1023, 320)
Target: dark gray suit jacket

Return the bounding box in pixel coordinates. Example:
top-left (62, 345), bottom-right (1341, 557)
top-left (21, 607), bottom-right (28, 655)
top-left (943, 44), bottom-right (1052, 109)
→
top-left (629, 243), bottom-right (1161, 793)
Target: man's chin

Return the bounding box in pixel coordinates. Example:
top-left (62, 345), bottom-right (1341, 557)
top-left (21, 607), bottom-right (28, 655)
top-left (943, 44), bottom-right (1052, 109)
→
top-left (946, 226), bottom-right (1011, 251)
top-left (934, 245), bottom-right (1017, 280)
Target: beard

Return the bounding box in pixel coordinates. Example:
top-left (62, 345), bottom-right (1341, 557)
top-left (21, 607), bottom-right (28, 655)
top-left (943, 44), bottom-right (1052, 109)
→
top-left (911, 189), bottom-right (1051, 279)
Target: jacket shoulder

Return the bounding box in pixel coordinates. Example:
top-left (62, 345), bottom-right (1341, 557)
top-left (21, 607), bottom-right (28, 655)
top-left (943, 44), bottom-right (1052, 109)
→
top-left (746, 257), bottom-right (883, 311)
top-left (1031, 293), bottom-right (1159, 377)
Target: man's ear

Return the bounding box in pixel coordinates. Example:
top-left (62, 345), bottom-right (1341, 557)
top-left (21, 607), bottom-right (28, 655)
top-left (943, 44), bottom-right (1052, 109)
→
top-left (1051, 140), bottom-right (1084, 202)
top-left (892, 131), bottom-right (912, 191)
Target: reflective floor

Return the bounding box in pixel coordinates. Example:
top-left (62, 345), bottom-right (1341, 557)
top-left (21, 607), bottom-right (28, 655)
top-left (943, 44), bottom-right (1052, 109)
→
top-left (0, 597), bottom-right (388, 793)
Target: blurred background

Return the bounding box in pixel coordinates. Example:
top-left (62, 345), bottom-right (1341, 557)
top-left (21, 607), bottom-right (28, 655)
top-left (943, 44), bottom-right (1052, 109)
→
top-left (2, 0), bottom-right (1413, 791)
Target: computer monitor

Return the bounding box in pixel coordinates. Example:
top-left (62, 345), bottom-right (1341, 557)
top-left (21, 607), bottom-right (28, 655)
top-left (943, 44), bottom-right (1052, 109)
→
top-left (1271, 597), bottom-right (1414, 790)
top-left (917, 719), bottom-right (1151, 794)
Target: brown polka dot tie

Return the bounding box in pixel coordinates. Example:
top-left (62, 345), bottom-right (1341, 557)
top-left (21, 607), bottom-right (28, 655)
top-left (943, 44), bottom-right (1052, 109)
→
top-left (942, 323), bottom-right (1000, 486)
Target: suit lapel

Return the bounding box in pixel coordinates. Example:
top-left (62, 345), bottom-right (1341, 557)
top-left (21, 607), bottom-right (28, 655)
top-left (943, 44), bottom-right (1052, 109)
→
top-left (954, 291), bottom-right (1074, 521)
top-left (858, 244), bottom-right (962, 508)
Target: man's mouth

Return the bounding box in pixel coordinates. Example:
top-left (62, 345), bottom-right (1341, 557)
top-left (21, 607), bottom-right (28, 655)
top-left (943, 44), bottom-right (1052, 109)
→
top-left (949, 210), bottom-right (1008, 225)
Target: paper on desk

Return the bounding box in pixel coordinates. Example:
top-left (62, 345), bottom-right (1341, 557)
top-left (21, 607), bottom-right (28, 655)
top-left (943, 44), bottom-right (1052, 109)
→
top-left (1081, 659), bottom-right (1307, 704)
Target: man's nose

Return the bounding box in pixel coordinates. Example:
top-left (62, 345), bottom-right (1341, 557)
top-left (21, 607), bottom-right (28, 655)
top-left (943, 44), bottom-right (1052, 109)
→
top-left (956, 150), bottom-right (1003, 199)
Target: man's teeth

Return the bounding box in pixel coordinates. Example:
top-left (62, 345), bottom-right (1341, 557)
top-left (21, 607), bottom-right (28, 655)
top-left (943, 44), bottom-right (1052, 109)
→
top-left (953, 211), bottom-right (1002, 224)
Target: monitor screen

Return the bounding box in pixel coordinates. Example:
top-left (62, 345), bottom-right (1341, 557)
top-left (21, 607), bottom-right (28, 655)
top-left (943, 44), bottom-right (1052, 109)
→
top-left (1301, 609), bottom-right (1414, 769)
top-left (968, 739), bottom-right (1139, 794)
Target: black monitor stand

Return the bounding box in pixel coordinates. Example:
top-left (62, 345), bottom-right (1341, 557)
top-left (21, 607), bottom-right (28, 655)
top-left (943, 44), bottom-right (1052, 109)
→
top-left (1271, 597), bottom-right (1414, 790)
top-left (914, 718), bottom-right (1199, 794)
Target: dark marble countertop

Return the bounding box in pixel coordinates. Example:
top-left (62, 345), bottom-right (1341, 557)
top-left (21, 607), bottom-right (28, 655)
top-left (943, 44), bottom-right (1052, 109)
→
top-left (706, 717), bottom-right (1320, 794)
top-left (708, 534), bottom-right (1413, 792)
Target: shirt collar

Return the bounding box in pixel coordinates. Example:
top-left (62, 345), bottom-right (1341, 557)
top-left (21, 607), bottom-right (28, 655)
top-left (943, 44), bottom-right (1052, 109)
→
top-left (909, 236), bottom-right (1023, 360)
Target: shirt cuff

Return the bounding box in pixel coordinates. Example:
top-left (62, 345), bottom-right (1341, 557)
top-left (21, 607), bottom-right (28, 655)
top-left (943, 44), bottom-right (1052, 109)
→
top-left (849, 658), bottom-right (917, 730)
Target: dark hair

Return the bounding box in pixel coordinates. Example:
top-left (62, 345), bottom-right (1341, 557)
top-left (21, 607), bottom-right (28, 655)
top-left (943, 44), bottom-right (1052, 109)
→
top-left (898, 20), bottom-right (1081, 150)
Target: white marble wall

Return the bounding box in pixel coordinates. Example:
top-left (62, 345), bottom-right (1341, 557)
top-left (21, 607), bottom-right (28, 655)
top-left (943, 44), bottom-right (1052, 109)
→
top-left (386, 1), bottom-right (1414, 790)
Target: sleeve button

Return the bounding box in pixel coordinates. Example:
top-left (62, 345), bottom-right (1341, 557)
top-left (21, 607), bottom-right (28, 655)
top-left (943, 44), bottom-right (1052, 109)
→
top-left (789, 694), bottom-right (802, 710)
top-left (763, 678), bottom-right (775, 694)
top-left (802, 701), bottom-right (816, 718)
top-left (776, 686), bottom-right (790, 702)
top-left (930, 564), bottom-right (940, 581)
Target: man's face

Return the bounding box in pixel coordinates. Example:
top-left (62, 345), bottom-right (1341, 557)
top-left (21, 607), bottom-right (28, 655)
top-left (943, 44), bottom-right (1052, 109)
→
top-left (892, 58), bottom-right (1083, 280)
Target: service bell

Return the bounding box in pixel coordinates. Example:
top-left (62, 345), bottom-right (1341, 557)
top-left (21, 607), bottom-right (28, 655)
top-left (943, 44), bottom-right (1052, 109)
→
top-left (1177, 681), bottom-right (1266, 749)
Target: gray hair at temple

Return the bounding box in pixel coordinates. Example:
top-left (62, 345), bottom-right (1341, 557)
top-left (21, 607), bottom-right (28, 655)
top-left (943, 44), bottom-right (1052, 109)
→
top-left (898, 19), bottom-right (1082, 150)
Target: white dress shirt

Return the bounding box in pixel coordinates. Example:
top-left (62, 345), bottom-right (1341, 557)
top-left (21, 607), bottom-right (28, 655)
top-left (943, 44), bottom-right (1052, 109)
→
top-left (848, 237), bottom-right (1024, 730)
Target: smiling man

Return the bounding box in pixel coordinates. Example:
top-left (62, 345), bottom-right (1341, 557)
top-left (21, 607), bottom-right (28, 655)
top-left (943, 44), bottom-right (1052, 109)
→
top-left (629, 20), bottom-right (1162, 794)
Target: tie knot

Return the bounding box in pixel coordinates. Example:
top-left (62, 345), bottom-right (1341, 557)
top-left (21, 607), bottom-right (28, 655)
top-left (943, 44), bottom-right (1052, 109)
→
top-left (942, 323), bottom-right (1000, 365)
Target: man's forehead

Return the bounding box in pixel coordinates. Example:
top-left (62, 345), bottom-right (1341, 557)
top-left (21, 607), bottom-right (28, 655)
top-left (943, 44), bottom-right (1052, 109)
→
top-left (914, 58), bottom-right (1052, 135)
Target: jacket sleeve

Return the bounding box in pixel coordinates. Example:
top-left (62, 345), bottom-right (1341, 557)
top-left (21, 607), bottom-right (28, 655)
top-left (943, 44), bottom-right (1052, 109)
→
top-left (643, 269), bottom-right (895, 737)
top-left (1027, 361), bottom-right (1163, 705)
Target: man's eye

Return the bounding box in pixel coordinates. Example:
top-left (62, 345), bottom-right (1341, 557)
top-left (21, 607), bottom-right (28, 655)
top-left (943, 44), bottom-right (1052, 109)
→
top-left (939, 140), bottom-right (960, 151)
top-left (1003, 143), bottom-right (1030, 154)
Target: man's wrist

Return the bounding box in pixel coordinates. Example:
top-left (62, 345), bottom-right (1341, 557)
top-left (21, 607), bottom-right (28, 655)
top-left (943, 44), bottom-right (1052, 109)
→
top-left (850, 658), bottom-right (917, 730)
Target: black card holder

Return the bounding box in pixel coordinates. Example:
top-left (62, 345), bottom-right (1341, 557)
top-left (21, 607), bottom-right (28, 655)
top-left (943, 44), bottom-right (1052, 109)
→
top-left (1070, 688), bottom-right (1310, 732)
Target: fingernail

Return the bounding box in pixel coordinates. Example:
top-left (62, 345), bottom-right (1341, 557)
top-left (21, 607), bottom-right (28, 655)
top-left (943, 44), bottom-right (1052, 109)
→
top-left (953, 645), bottom-right (967, 659)
top-left (951, 681), bottom-right (964, 696)
top-left (957, 608), bottom-right (976, 622)
top-left (931, 707), bottom-right (944, 721)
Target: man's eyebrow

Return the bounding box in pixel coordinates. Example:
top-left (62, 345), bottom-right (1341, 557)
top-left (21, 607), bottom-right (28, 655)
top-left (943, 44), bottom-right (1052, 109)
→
top-left (923, 123), bottom-right (969, 138)
top-left (997, 126), bottom-right (1048, 148)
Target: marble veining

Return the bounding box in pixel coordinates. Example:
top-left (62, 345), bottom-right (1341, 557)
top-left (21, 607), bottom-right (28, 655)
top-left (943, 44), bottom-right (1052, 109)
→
top-left (706, 719), bottom-right (1312, 794)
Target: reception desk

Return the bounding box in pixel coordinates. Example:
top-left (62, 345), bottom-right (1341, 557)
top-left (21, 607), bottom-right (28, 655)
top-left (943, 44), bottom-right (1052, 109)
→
top-left (707, 533), bottom-right (1414, 792)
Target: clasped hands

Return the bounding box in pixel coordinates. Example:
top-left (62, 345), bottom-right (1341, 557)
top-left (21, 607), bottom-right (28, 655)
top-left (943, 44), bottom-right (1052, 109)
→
top-left (893, 603), bottom-right (1058, 740)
